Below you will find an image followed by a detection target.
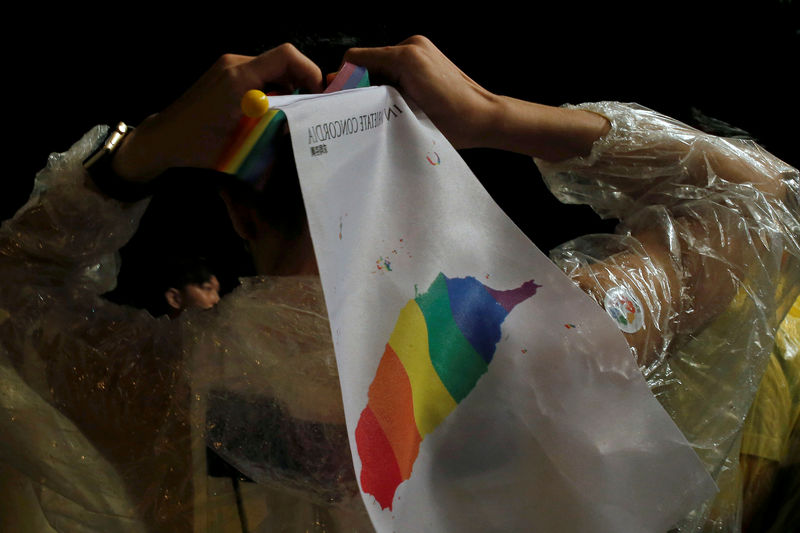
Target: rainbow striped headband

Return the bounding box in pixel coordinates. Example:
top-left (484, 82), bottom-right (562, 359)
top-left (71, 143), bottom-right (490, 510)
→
top-left (215, 63), bottom-right (370, 190)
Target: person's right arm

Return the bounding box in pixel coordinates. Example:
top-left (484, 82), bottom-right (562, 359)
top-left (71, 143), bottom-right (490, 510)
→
top-left (112, 43), bottom-right (323, 181)
top-left (0, 43), bottom-right (324, 292)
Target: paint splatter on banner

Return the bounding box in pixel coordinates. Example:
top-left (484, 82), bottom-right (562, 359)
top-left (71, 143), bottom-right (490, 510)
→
top-left (355, 273), bottom-right (540, 510)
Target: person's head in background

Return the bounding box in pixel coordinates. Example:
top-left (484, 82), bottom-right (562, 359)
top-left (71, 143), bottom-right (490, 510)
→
top-left (161, 257), bottom-right (221, 317)
top-left (219, 131), bottom-right (317, 277)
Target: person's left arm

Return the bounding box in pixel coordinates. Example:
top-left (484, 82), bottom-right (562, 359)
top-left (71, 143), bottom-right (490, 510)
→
top-left (345, 36), bottom-right (799, 367)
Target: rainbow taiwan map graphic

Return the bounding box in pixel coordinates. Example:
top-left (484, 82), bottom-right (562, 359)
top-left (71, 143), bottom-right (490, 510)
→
top-left (355, 272), bottom-right (540, 510)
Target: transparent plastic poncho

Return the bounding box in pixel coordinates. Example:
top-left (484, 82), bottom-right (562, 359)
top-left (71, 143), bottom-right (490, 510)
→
top-left (1, 100), bottom-right (798, 532)
top-left (0, 126), bottom-right (370, 532)
top-left (538, 102), bottom-right (800, 532)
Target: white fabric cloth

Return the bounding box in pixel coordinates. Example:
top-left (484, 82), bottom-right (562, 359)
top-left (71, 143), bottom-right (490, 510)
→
top-left (272, 88), bottom-right (717, 533)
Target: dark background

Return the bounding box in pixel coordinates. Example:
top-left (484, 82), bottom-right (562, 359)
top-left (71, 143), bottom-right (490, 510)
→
top-left (4, 3), bottom-right (798, 308)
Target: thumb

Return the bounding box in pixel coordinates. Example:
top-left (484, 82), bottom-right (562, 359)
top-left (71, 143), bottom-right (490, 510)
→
top-left (343, 46), bottom-right (404, 86)
top-left (247, 43), bottom-right (324, 94)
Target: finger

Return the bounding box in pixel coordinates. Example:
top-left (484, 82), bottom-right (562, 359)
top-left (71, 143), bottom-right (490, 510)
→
top-left (247, 43), bottom-right (324, 93)
top-left (325, 71), bottom-right (338, 86)
top-left (342, 46), bottom-right (404, 84)
top-left (397, 34), bottom-right (435, 48)
top-left (216, 53), bottom-right (254, 68)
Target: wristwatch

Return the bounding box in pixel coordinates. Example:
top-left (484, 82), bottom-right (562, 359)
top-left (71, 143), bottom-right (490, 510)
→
top-left (83, 122), bottom-right (157, 202)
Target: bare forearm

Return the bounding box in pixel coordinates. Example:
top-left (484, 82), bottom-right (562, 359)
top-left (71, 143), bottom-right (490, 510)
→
top-left (344, 36), bottom-right (610, 160)
top-left (481, 96), bottom-right (610, 161)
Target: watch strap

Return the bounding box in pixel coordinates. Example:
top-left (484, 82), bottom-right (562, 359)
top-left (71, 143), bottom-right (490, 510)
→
top-left (83, 122), bottom-right (159, 202)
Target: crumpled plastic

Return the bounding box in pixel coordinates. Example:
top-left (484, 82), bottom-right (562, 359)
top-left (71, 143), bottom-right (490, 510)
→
top-left (1, 101), bottom-right (798, 533)
top-left (190, 276), bottom-right (365, 508)
top-left (0, 127), bottom-right (371, 532)
top-left (538, 102), bottom-right (800, 532)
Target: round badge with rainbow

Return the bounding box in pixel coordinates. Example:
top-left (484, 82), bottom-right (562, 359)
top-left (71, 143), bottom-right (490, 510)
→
top-left (603, 286), bottom-right (644, 333)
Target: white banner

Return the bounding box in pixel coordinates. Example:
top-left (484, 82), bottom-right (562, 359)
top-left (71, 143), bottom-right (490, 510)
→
top-left (269, 87), bottom-right (715, 533)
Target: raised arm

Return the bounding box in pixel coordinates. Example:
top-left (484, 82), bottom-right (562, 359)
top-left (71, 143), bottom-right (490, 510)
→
top-left (112, 43), bottom-right (323, 181)
top-left (0, 43), bottom-right (332, 532)
top-left (0, 43), bottom-right (324, 292)
top-left (346, 36), bottom-right (799, 367)
top-left (344, 35), bottom-right (610, 160)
